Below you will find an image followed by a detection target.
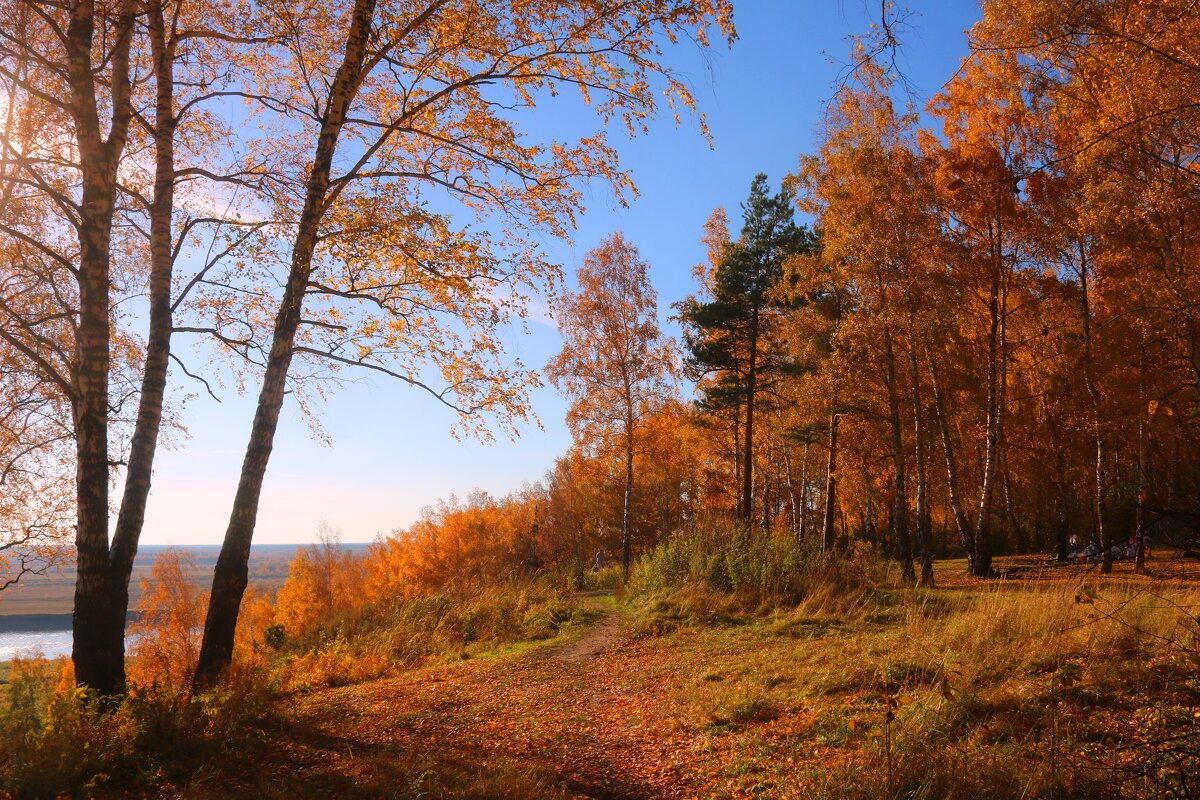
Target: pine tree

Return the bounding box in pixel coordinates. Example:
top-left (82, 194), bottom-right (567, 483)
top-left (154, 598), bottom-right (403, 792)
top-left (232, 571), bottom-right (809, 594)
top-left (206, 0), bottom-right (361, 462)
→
top-left (678, 174), bottom-right (816, 523)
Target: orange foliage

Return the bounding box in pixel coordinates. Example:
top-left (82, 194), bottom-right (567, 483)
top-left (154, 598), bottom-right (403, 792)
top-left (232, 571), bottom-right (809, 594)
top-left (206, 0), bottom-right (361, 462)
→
top-left (358, 393), bottom-right (712, 597)
top-left (127, 550), bottom-right (207, 692)
top-left (274, 525), bottom-right (366, 636)
top-left (366, 492), bottom-right (540, 599)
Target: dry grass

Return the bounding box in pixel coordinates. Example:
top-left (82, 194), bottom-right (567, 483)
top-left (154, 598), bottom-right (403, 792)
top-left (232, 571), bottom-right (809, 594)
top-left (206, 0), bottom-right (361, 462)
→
top-left (618, 567), bottom-right (1200, 799)
top-left (200, 569), bottom-right (1197, 799)
top-left (4, 548), bottom-right (1197, 799)
top-left (268, 581), bottom-right (584, 693)
top-left (0, 580), bottom-right (585, 797)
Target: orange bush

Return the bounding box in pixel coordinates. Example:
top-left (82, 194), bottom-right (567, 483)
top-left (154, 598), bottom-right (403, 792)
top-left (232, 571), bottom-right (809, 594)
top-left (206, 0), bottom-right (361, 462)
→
top-left (127, 549), bottom-right (206, 692)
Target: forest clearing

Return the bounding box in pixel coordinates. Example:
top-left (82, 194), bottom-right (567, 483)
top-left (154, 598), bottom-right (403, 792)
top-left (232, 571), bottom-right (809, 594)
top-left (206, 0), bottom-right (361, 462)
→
top-left (5, 0), bottom-right (1200, 797)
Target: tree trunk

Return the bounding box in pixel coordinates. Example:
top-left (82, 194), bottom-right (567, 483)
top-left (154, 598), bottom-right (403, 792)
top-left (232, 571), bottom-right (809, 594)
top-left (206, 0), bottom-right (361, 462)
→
top-left (193, 0), bottom-right (378, 690)
top-left (973, 259), bottom-right (1004, 578)
top-left (783, 446), bottom-right (797, 535)
top-left (741, 316), bottom-right (758, 524)
top-left (940, 511), bottom-right (948, 559)
top-left (622, 421), bottom-right (633, 582)
top-left (1044, 402), bottom-right (1071, 563)
top-left (1079, 253), bottom-right (1112, 573)
top-left (1186, 316), bottom-right (1200, 407)
top-left (1135, 347), bottom-right (1149, 573)
top-left (1001, 448), bottom-right (1025, 554)
top-left (72, 181), bottom-right (119, 695)
top-left (761, 471), bottom-right (771, 530)
top-left (908, 339), bottom-right (933, 586)
top-left (821, 411), bottom-right (839, 553)
top-left (883, 329), bottom-right (915, 583)
top-left (106, 0), bottom-right (178, 680)
top-left (731, 411), bottom-right (740, 518)
top-left (67, 0), bottom-right (136, 697)
top-left (926, 345), bottom-right (973, 569)
top-left (796, 442), bottom-right (809, 540)
top-left (866, 497), bottom-right (878, 548)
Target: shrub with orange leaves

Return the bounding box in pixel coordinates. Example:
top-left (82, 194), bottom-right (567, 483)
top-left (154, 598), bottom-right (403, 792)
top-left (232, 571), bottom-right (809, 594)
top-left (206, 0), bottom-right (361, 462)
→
top-left (365, 492), bottom-right (541, 601)
top-left (0, 655), bottom-right (141, 795)
top-left (274, 523), bottom-right (365, 638)
top-left (127, 549), bottom-right (207, 693)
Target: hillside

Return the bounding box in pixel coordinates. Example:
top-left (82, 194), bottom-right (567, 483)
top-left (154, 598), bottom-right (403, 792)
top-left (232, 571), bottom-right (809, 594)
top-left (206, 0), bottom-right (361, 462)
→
top-left (83, 556), bottom-right (1200, 800)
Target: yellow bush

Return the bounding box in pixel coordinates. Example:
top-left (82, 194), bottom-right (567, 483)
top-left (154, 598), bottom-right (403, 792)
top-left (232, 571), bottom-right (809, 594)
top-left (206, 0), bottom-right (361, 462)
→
top-left (127, 549), bottom-right (206, 693)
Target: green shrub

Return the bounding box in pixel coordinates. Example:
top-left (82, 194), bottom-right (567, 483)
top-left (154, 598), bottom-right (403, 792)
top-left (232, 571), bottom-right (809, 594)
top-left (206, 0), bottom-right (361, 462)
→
top-left (582, 565), bottom-right (624, 592)
top-left (263, 624), bottom-right (287, 651)
top-left (630, 521), bottom-right (880, 606)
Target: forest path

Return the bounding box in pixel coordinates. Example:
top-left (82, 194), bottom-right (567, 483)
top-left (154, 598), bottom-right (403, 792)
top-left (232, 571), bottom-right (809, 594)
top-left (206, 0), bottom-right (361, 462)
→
top-left (207, 593), bottom-right (692, 799)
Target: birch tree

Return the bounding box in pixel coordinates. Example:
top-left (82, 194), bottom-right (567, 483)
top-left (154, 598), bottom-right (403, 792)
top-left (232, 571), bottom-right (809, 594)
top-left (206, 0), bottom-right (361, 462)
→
top-left (192, 0), bottom-right (735, 687)
top-left (546, 233), bottom-right (674, 580)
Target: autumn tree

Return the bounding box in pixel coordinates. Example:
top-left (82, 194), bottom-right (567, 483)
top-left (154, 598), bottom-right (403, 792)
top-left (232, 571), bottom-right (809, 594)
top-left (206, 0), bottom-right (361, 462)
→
top-left (776, 239), bottom-right (850, 554)
top-left (546, 233), bottom-right (674, 579)
top-left (678, 174), bottom-right (815, 524)
top-left (927, 45), bottom-right (1035, 577)
top-left (792, 60), bottom-right (942, 582)
top-left (274, 523), bottom-right (361, 636)
top-left (973, 0), bottom-right (1200, 567)
top-left (0, 0), bottom-right (139, 695)
top-left (542, 1), bottom-right (1200, 577)
top-left (0, 0), bottom-right (269, 695)
top-left (193, 0), bottom-right (735, 688)
top-left (367, 489), bottom-right (539, 597)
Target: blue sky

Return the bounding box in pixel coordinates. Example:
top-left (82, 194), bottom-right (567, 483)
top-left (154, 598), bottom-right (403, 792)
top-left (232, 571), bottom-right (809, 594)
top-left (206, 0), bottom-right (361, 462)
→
top-left (141, 0), bottom-right (982, 546)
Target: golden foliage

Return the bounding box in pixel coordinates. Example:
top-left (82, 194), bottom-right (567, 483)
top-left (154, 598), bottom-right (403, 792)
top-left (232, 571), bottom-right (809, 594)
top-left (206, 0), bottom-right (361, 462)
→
top-left (127, 550), bottom-right (207, 693)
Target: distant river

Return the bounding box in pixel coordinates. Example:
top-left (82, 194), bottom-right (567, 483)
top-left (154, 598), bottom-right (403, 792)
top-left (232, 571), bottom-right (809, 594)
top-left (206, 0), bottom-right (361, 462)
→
top-left (0, 614), bottom-right (141, 663)
top-left (0, 629), bottom-right (73, 661)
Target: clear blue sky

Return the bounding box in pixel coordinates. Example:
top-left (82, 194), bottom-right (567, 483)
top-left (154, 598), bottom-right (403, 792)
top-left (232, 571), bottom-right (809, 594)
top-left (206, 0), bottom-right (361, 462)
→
top-left (141, 1), bottom-right (982, 546)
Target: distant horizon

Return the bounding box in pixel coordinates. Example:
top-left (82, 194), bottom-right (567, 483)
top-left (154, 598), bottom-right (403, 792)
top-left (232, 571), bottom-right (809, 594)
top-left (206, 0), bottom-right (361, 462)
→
top-left (135, 542), bottom-right (376, 549)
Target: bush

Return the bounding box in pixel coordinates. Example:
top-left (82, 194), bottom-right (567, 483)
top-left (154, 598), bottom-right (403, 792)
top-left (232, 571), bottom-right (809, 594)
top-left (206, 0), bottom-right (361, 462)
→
top-left (0, 657), bottom-right (139, 797)
top-left (264, 623), bottom-right (286, 651)
top-left (0, 654), bottom-right (273, 797)
top-left (269, 580), bottom-right (582, 692)
top-left (582, 565), bottom-right (624, 592)
top-left (630, 522), bottom-right (880, 606)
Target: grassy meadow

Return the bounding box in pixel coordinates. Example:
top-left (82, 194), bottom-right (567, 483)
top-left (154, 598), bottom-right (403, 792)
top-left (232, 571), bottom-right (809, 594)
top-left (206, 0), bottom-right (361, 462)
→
top-left (2, 533), bottom-right (1196, 799)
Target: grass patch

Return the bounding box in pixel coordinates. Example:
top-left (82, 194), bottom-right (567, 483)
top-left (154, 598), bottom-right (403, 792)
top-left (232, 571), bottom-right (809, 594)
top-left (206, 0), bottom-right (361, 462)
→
top-left (0, 578), bottom-right (586, 797)
top-left (620, 567), bottom-right (1200, 799)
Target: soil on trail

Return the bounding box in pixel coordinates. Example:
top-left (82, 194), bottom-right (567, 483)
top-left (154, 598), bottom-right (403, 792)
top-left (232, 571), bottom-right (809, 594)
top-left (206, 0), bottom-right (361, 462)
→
top-left (204, 597), bottom-right (692, 800)
top-left (542, 596), bottom-right (624, 664)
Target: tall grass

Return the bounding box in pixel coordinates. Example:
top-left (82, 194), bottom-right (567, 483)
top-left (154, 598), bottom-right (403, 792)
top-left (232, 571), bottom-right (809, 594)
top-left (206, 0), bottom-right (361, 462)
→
top-left (631, 523), bottom-right (881, 606)
top-left (769, 583), bottom-right (1199, 799)
top-left (626, 523), bottom-right (1200, 798)
top-left (270, 580), bottom-right (584, 692)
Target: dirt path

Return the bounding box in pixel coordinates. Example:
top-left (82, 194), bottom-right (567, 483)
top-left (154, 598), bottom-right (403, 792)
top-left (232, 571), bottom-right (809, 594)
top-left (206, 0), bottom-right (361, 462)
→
top-left (541, 598), bottom-right (623, 664)
top-left (199, 597), bottom-right (693, 799)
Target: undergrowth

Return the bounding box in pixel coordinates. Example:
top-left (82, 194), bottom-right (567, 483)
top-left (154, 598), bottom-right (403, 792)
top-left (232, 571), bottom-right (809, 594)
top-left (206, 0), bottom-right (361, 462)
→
top-left (0, 579), bottom-right (580, 798)
top-left (270, 580), bottom-right (582, 692)
top-left (6, 529), bottom-right (1199, 799)
top-left (630, 523), bottom-right (882, 614)
top-left (624, 560), bottom-right (1200, 800)
top-left (0, 656), bottom-right (272, 798)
